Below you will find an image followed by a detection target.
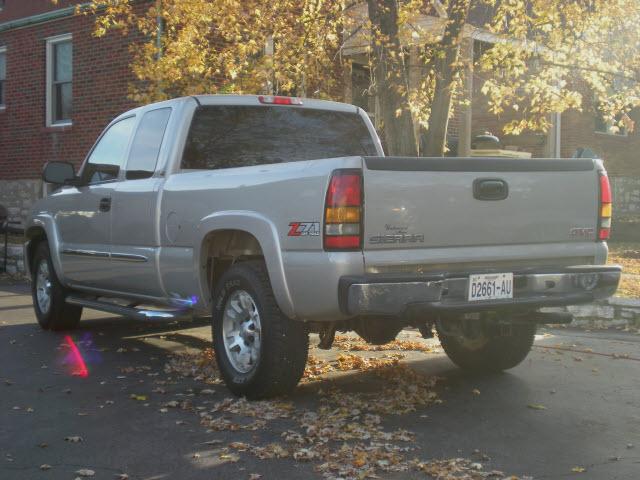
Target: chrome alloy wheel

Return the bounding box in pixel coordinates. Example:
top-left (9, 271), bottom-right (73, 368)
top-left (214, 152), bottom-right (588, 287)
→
top-left (35, 260), bottom-right (53, 314)
top-left (222, 290), bottom-right (262, 374)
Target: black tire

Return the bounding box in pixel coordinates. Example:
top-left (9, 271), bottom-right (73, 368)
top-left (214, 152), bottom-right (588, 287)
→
top-left (437, 320), bottom-right (536, 372)
top-left (354, 316), bottom-right (403, 345)
top-left (31, 241), bottom-right (82, 331)
top-left (211, 260), bottom-right (309, 399)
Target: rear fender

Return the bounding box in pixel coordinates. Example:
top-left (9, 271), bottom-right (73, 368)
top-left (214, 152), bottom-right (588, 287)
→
top-left (195, 211), bottom-right (295, 319)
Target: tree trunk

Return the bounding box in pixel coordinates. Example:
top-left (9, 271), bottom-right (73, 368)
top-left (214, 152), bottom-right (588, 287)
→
top-left (423, 0), bottom-right (471, 157)
top-left (367, 0), bottom-right (417, 156)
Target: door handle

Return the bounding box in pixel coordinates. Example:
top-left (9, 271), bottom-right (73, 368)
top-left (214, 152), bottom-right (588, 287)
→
top-left (99, 197), bottom-right (111, 212)
top-left (473, 178), bottom-right (509, 201)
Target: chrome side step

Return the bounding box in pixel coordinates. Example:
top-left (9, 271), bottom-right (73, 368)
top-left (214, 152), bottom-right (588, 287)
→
top-left (65, 295), bottom-right (192, 322)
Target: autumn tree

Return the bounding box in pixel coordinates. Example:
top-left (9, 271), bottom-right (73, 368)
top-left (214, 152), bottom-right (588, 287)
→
top-left (422, 0), bottom-right (470, 156)
top-left (366, 0), bottom-right (417, 155)
top-left (481, 0), bottom-right (640, 137)
top-left (80, 0), bottom-right (346, 103)
top-left (76, 0), bottom-right (640, 157)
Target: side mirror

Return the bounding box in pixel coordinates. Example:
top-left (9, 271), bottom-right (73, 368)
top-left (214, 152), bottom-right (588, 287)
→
top-left (43, 161), bottom-right (77, 185)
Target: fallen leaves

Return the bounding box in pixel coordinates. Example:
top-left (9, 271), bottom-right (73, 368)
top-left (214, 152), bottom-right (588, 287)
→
top-left (414, 458), bottom-right (509, 479)
top-left (571, 466), bottom-right (586, 473)
top-left (162, 342), bottom-right (528, 480)
top-left (64, 436), bottom-right (83, 443)
top-left (527, 404), bottom-right (547, 411)
top-left (332, 335), bottom-right (438, 353)
top-left (164, 348), bottom-right (221, 384)
top-left (75, 469), bottom-right (95, 477)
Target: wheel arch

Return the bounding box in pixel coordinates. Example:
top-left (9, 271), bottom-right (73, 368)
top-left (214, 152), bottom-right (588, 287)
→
top-left (24, 216), bottom-right (64, 281)
top-left (195, 211), bottom-right (295, 319)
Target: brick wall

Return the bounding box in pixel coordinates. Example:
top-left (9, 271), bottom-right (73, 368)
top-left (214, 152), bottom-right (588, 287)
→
top-left (0, 12), bottom-right (143, 182)
top-left (560, 108), bottom-right (640, 177)
top-left (0, 1), bottom-right (85, 23)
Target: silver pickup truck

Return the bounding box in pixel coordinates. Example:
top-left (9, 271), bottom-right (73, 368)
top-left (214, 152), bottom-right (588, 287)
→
top-left (26, 94), bottom-right (621, 398)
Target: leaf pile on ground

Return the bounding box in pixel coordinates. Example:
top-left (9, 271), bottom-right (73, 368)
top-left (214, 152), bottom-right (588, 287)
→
top-left (332, 335), bottom-right (439, 353)
top-left (608, 242), bottom-right (640, 299)
top-left (413, 457), bottom-right (525, 479)
top-left (162, 348), bottom-right (524, 479)
top-left (615, 276), bottom-right (640, 299)
top-left (608, 243), bottom-right (640, 275)
top-left (164, 348), bottom-right (221, 384)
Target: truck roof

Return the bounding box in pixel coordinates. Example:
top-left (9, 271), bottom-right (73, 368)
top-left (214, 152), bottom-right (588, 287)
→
top-left (113, 94), bottom-right (360, 123)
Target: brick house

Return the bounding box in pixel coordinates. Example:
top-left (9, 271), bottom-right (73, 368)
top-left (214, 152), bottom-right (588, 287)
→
top-left (0, 0), bottom-right (142, 220)
top-left (1, 1), bottom-right (639, 225)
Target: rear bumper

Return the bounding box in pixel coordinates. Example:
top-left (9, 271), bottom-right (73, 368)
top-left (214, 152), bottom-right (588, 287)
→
top-left (339, 265), bottom-right (622, 316)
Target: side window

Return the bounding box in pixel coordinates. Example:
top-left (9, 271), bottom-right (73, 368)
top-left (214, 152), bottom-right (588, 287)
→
top-left (83, 116), bottom-right (136, 184)
top-left (125, 108), bottom-right (171, 179)
top-left (45, 34), bottom-right (73, 127)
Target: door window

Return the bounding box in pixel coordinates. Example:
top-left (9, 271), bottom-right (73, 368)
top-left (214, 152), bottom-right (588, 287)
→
top-left (125, 108), bottom-right (172, 179)
top-left (83, 116), bottom-right (136, 184)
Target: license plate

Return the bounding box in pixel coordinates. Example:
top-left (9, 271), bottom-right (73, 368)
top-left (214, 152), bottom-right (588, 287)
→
top-left (468, 273), bottom-right (513, 302)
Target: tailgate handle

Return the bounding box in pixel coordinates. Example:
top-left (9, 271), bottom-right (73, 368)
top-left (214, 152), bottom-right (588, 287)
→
top-left (473, 178), bottom-right (509, 201)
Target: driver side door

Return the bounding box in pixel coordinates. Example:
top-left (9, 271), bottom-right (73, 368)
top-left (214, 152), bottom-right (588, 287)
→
top-left (54, 115), bottom-right (136, 288)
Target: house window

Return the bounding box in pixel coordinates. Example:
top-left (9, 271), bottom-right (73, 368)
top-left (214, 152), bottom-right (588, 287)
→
top-left (46, 34), bottom-right (73, 127)
top-left (0, 47), bottom-right (6, 109)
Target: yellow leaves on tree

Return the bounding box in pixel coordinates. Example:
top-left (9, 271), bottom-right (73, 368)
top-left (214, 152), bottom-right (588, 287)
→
top-left (80, 0), bottom-right (345, 104)
top-left (78, 0), bottom-right (640, 151)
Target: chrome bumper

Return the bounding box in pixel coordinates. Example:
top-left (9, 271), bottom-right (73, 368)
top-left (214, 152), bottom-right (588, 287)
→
top-left (340, 265), bottom-right (622, 316)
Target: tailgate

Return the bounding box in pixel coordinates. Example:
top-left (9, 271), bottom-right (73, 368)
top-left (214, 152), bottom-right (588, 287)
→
top-left (362, 157), bottom-right (599, 259)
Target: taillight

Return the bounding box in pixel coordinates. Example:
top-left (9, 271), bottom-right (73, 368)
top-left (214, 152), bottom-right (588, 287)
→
top-left (598, 172), bottom-right (612, 240)
top-left (258, 95), bottom-right (303, 105)
top-left (324, 170), bottom-right (362, 250)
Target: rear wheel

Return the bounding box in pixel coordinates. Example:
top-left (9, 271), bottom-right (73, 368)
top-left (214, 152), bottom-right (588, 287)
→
top-left (212, 261), bottom-right (308, 399)
top-left (31, 242), bottom-right (82, 331)
top-left (437, 318), bottom-right (536, 372)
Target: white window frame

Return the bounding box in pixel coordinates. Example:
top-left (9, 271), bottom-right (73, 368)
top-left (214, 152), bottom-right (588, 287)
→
top-left (45, 33), bottom-right (73, 127)
top-left (0, 46), bottom-right (7, 110)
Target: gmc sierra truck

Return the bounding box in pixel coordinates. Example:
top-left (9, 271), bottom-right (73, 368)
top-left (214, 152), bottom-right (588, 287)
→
top-left (26, 94), bottom-right (621, 398)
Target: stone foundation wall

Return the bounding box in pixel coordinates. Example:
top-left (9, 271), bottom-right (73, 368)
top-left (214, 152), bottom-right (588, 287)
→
top-left (544, 297), bottom-right (640, 329)
top-left (0, 178), bottom-right (43, 224)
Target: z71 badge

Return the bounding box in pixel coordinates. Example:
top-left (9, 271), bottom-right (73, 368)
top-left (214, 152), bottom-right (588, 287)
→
top-left (288, 222), bottom-right (320, 237)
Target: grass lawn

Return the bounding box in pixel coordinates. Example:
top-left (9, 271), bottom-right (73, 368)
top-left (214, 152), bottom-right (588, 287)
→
top-left (608, 242), bottom-right (640, 298)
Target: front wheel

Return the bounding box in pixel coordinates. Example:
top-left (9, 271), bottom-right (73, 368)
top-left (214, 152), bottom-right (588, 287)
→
top-left (212, 261), bottom-right (309, 399)
top-left (31, 241), bottom-right (82, 331)
top-left (437, 319), bottom-right (536, 372)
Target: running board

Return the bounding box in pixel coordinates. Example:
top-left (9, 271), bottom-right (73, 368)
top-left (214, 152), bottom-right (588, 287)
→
top-left (65, 296), bottom-right (192, 322)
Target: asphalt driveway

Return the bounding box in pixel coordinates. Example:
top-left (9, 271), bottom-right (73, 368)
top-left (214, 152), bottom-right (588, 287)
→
top-left (1, 280), bottom-right (639, 480)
